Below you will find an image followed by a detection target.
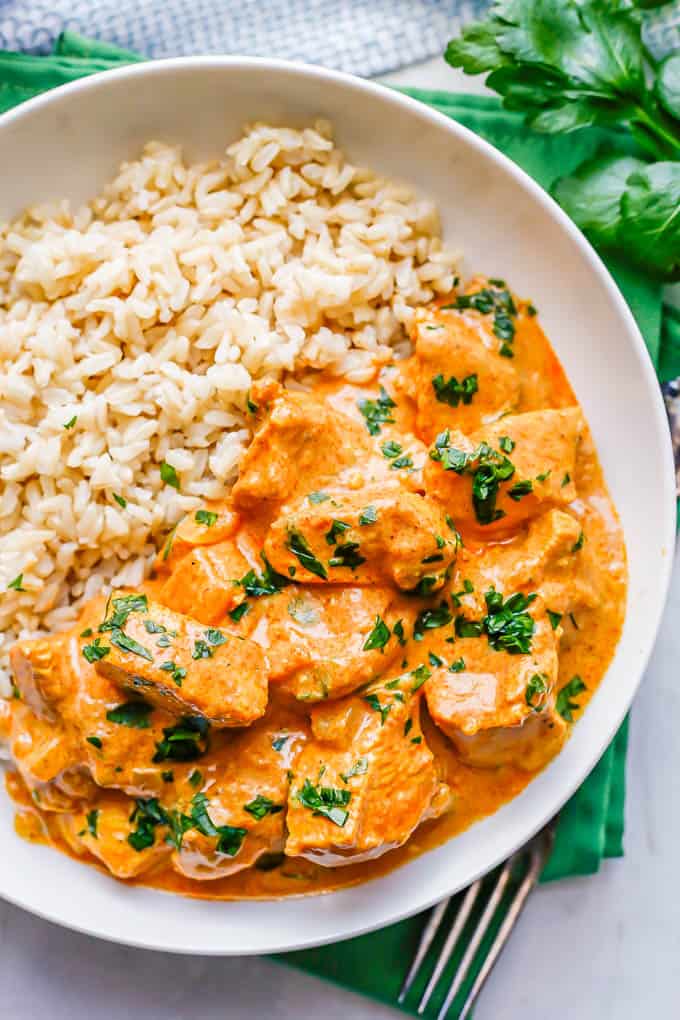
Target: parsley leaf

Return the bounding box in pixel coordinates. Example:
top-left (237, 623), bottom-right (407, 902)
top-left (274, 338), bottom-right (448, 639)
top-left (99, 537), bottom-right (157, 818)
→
top-left (106, 701), bottom-right (153, 729)
top-left (160, 461), bottom-right (180, 490)
top-left (325, 519), bottom-right (350, 545)
top-left (195, 509), bottom-right (218, 527)
top-left (525, 672), bottom-right (549, 711)
top-left (414, 602), bottom-right (453, 640)
top-left (430, 433), bottom-right (515, 525)
top-left (286, 530), bottom-right (328, 580)
top-left (359, 505), bottom-right (378, 525)
top-left (363, 615), bottom-right (391, 652)
top-left (482, 588), bottom-right (536, 655)
top-left (152, 716), bottom-right (210, 762)
top-left (432, 372), bottom-right (479, 407)
top-left (357, 386), bottom-right (396, 436)
top-left (295, 778), bottom-right (351, 827)
top-left (82, 637), bottom-right (110, 663)
top-left (7, 574), bottom-right (25, 592)
top-left (244, 795), bottom-right (283, 820)
top-left (556, 675), bottom-right (587, 722)
top-left (364, 692), bottom-right (392, 725)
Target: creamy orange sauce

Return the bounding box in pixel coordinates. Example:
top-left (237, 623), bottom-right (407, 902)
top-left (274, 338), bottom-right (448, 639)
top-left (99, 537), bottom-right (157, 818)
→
top-left (4, 279), bottom-right (627, 899)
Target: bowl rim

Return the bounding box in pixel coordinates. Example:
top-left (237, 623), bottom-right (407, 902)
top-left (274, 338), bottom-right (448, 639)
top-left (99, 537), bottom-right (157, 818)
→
top-left (0, 54), bottom-right (675, 956)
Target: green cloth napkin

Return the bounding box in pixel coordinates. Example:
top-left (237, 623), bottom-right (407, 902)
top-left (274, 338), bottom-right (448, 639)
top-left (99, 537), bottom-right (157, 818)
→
top-left (0, 32), bottom-right (673, 1016)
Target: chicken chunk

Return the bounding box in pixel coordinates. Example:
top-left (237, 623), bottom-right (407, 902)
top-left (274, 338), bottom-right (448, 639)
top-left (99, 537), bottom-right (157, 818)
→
top-left (232, 381), bottom-right (374, 511)
top-left (58, 791), bottom-right (172, 880)
top-left (458, 510), bottom-right (596, 616)
top-left (10, 604), bottom-right (216, 799)
top-left (425, 408), bottom-right (583, 534)
top-left (159, 540), bottom-right (250, 625)
top-left (285, 680), bottom-right (450, 865)
top-left (263, 488), bottom-right (458, 592)
top-left (155, 500), bottom-right (240, 574)
top-left (171, 711), bottom-right (308, 880)
top-left (92, 593), bottom-right (268, 728)
top-left (406, 301), bottom-right (520, 442)
top-left (7, 699), bottom-right (97, 810)
top-left (240, 585), bottom-right (409, 702)
top-left (424, 608), bottom-right (566, 770)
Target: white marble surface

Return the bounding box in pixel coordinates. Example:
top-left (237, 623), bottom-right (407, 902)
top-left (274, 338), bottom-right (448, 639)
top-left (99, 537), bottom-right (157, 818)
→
top-left (2, 54), bottom-right (679, 1020)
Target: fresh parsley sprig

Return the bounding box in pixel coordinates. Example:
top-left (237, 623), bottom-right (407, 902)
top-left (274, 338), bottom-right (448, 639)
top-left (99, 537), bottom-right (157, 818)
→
top-left (445, 0), bottom-right (680, 279)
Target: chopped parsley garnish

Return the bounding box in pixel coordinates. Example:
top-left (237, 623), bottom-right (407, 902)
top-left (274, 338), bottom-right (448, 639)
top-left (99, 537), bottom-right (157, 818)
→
top-left (422, 553), bottom-right (444, 564)
top-left (192, 640), bottom-right (211, 660)
top-left (547, 610), bottom-right (563, 631)
top-left (455, 616), bottom-right (483, 638)
top-left (357, 386), bottom-right (396, 436)
top-left (410, 664), bottom-right (432, 692)
top-left (499, 436), bottom-right (515, 453)
top-left (144, 620), bottom-right (165, 635)
top-left (128, 798), bottom-right (168, 851)
top-left (246, 395), bottom-right (258, 414)
top-left (393, 619), bottom-right (407, 646)
top-left (244, 795), bottom-right (283, 820)
top-left (80, 628), bottom-right (93, 638)
top-left (162, 525), bottom-right (177, 562)
top-left (482, 589), bottom-right (536, 654)
top-left (109, 630), bottom-right (153, 661)
top-left (7, 574), bottom-right (25, 592)
top-left (160, 461), bottom-right (180, 490)
top-left (156, 633), bottom-right (172, 648)
top-left (359, 505), bottom-right (378, 526)
top-left (328, 542), bottom-right (366, 570)
top-left (238, 555), bottom-right (290, 597)
top-left (572, 530), bottom-right (585, 553)
top-left (414, 602), bottom-right (453, 641)
top-left (340, 756), bottom-right (369, 783)
top-left (63, 415), bottom-right (78, 429)
top-left (364, 692), bottom-right (392, 725)
top-left (430, 433), bottom-right (515, 525)
top-left (445, 285), bottom-right (518, 356)
top-left (86, 736), bottom-right (102, 749)
top-left (428, 651), bottom-right (444, 667)
top-left (404, 718), bottom-right (413, 737)
top-left (82, 636), bottom-right (110, 663)
top-left (229, 602), bottom-right (250, 623)
top-left (508, 480), bottom-right (533, 501)
top-left (286, 530), bottom-right (328, 580)
top-left (536, 470), bottom-right (551, 483)
top-left (432, 372), bottom-right (479, 408)
top-left (189, 769), bottom-right (203, 788)
top-left (295, 778), bottom-right (351, 827)
top-left (113, 493), bottom-right (127, 509)
top-left (159, 660), bottom-right (186, 686)
top-left (195, 509), bottom-right (218, 527)
top-left (205, 629), bottom-right (226, 646)
top-left (162, 770), bottom-right (174, 783)
top-left (449, 657), bottom-right (466, 672)
top-left (525, 673), bottom-right (549, 711)
top-left (561, 472), bottom-right (571, 488)
top-left (308, 490), bottom-right (330, 504)
top-left (152, 716), bottom-right (210, 763)
top-left (382, 439), bottom-right (403, 460)
top-left (391, 453), bottom-right (414, 470)
top-left (272, 735), bottom-right (289, 752)
top-left (325, 519), bottom-right (350, 545)
top-left (98, 594), bottom-right (151, 659)
top-left (363, 615), bottom-right (391, 652)
top-left (556, 676), bottom-right (587, 722)
top-left (411, 736), bottom-right (423, 745)
top-left (106, 701), bottom-right (153, 729)
top-left (86, 809), bottom-right (99, 839)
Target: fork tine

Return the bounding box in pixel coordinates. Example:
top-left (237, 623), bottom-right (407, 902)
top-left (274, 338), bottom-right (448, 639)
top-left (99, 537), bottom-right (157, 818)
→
top-left (457, 841), bottom-right (546, 1020)
top-left (435, 857), bottom-right (515, 1020)
top-left (416, 879), bottom-right (483, 1014)
top-left (397, 897), bottom-right (451, 1004)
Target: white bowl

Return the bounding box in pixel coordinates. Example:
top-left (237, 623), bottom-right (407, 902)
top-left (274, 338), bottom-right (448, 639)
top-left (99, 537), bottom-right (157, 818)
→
top-left (0, 57), bottom-right (675, 955)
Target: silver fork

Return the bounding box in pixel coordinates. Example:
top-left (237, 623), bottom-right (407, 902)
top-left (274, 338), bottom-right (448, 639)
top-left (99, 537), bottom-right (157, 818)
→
top-left (397, 817), bottom-right (557, 1020)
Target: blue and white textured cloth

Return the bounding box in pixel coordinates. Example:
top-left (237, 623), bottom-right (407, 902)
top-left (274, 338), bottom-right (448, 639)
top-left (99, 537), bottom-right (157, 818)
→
top-left (0, 0), bottom-right (677, 75)
top-left (0, 0), bottom-right (489, 76)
